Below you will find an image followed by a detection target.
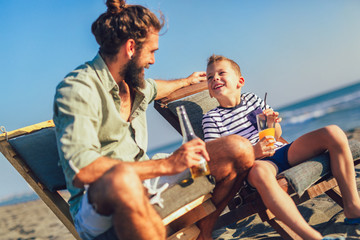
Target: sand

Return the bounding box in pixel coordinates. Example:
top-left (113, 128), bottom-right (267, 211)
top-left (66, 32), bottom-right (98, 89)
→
top-left (0, 199), bottom-right (74, 240)
top-left (1, 128), bottom-right (360, 240)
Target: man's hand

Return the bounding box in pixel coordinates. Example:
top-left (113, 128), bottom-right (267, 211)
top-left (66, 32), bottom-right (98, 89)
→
top-left (166, 138), bottom-right (210, 174)
top-left (154, 72), bottom-right (206, 100)
top-left (185, 71), bottom-right (207, 86)
top-left (253, 137), bottom-right (276, 159)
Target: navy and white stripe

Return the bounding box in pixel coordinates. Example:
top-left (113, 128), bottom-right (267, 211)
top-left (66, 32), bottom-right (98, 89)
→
top-left (202, 92), bottom-right (284, 148)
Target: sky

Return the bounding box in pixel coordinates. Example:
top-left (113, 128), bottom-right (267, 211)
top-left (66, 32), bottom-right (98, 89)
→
top-left (1, 0), bottom-right (360, 200)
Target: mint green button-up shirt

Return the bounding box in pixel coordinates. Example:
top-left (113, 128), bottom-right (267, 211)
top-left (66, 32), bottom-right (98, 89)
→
top-left (53, 53), bottom-right (157, 218)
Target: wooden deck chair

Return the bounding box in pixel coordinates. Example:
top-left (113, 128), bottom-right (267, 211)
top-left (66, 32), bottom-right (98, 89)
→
top-left (0, 120), bottom-right (217, 240)
top-left (154, 81), bottom-right (360, 240)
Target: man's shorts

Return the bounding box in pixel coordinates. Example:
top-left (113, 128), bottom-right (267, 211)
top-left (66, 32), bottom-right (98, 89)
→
top-left (74, 170), bottom-right (190, 240)
top-left (264, 143), bottom-right (292, 173)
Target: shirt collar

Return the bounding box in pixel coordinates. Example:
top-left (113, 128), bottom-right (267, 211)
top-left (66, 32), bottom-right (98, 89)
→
top-left (89, 52), bottom-right (147, 112)
top-left (89, 52), bottom-right (118, 93)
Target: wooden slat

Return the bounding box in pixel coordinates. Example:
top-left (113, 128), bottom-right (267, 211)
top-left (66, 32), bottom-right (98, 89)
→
top-left (325, 186), bottom-right (343, 207)
top-left (162, 194), bottom-right (212, 225)
top-left (167, 224), bottom-right (200, 240)
top-left (168, 199), bottom-right (215, 232)
top-left (276, 177), bottom-right (293, 194)
top-left (258, 209), bottom-right (276, 222)
top-left (306, 177), bottom-right (338, 199)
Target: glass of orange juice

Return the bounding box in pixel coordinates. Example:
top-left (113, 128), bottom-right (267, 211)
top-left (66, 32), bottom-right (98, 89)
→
top-left (256, 113), bottom-right (275, 146)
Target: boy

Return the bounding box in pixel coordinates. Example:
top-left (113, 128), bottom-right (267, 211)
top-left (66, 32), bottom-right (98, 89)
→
top-left (202, 54), bottom-right (360, 239)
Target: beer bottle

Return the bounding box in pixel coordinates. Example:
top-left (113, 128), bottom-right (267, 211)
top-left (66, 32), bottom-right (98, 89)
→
top-left (176, 105), bottom-right (211, 178)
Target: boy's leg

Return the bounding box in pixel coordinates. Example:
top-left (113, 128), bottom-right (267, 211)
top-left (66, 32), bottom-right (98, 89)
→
top-left (287, 125), bottom-right (360, 219)
top-left (88, 163), bottom-right (166, 240)
top-left (247, 160), bottom-right (322, 239)
top-left (196, 134), bottom-right (254, 240)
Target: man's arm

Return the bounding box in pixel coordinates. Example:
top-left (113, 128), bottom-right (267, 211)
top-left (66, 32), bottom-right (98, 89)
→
top-left (73, 138), bottom-right (210, 188)
top-left (155, 71), bottom-right (206, 100)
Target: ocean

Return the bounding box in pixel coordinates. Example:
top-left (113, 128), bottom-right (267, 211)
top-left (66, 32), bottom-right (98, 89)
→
top-left (148, 80), bottom-right (360, 156)
top-left (278, 81), bottom-right (360, 142)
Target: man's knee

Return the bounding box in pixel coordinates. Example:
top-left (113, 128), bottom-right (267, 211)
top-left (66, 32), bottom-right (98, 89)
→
top-left (221, 134), bottom-right (255, 169)
top-left (105, 164), bottom-right (143, 196)
top-left (206, 135), bottom-right (254, 179)
top-left (90, 164), bottom-right (143, 209)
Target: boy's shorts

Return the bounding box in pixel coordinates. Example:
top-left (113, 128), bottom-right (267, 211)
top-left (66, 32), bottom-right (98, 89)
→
top-left (264, 143), bottom-right (292, 173)
top-left (74, 170), bottom-right (190, 240)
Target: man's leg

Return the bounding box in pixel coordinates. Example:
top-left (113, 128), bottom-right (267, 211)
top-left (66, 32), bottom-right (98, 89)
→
top-left (197, 134), bottom-right (254, 240)
top-left (88, 163), bottom-right (166, 240)
top-left (288, 125), bottom-right (360, 220)
top-left (247, 161), bottom-right (323, 239)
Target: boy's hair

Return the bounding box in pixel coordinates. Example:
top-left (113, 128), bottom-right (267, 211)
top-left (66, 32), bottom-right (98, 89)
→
top-left (92, 0), bottom-right (165, 60)
top-left (207, 54), bottom-right (241, 76)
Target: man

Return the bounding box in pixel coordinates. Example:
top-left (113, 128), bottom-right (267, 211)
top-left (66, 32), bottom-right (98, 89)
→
top-left (53, 1), bottom-right (254, 239)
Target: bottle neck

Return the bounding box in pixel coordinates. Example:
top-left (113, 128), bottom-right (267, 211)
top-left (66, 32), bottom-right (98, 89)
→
top-left (183, 132), bottom-right (197, 142)
top-left (177, 105), bottom-right (197, 143)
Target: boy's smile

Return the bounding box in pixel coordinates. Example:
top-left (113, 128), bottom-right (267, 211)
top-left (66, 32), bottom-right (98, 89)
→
top-left (213, 82), bottom-right (225, 90)
top-left (206, 60), bottom-right (244, 108)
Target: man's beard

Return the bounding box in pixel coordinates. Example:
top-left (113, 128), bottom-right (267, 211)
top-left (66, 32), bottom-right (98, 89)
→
top-left (121, 54), bottom-right (146, 90)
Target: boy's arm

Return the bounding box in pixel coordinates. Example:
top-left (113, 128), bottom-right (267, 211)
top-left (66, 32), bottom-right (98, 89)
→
top-left (275, 122), bottom-right (282, 141)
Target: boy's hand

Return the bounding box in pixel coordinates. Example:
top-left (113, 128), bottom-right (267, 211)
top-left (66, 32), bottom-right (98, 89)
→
top-left (253, 137), bottom-right (276, 159)
top-left (263, 109), bottom-right (282, 123)
top-left (166, 138), bottom-right (209, 174)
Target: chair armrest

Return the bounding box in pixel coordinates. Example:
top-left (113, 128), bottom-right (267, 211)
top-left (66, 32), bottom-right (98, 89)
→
top-left (153, 175), bottom-right (215, 220)
top-left (156, 82), bottom-right (208, 106)
top-left (278, 139), bottom-right (360, 196)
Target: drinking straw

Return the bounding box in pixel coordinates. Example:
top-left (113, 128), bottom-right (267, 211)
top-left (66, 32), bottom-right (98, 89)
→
top-left (264, 92), bottom-right (267, 109)
top-left (264, 92), bottom-right (268, 125)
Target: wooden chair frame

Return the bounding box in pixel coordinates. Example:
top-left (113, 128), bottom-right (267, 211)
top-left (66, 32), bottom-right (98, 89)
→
top-left (154, 81), bottom-right (360, 240)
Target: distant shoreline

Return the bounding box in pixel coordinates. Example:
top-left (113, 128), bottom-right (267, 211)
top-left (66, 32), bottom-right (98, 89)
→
top-left (276, 80), bottom-right (360, 110)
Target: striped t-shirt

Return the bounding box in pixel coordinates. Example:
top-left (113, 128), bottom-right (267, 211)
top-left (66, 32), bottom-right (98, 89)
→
top-left (202, 92), bottom-right (284, 148)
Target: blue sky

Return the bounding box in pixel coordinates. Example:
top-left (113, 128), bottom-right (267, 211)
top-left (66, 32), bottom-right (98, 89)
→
top-left (1, 0), bottom-right (360, 199)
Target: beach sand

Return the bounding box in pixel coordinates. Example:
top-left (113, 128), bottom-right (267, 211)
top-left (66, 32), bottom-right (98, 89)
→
top-left (1, 128), bottom-right (360, 240)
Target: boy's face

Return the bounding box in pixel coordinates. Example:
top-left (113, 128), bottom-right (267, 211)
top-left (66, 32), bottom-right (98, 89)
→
top-left (206, 60), bottom-right (244, 105)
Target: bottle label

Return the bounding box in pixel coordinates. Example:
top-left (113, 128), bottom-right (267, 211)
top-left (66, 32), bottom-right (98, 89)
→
top-left (190, 157), bottom-right (210, 178)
